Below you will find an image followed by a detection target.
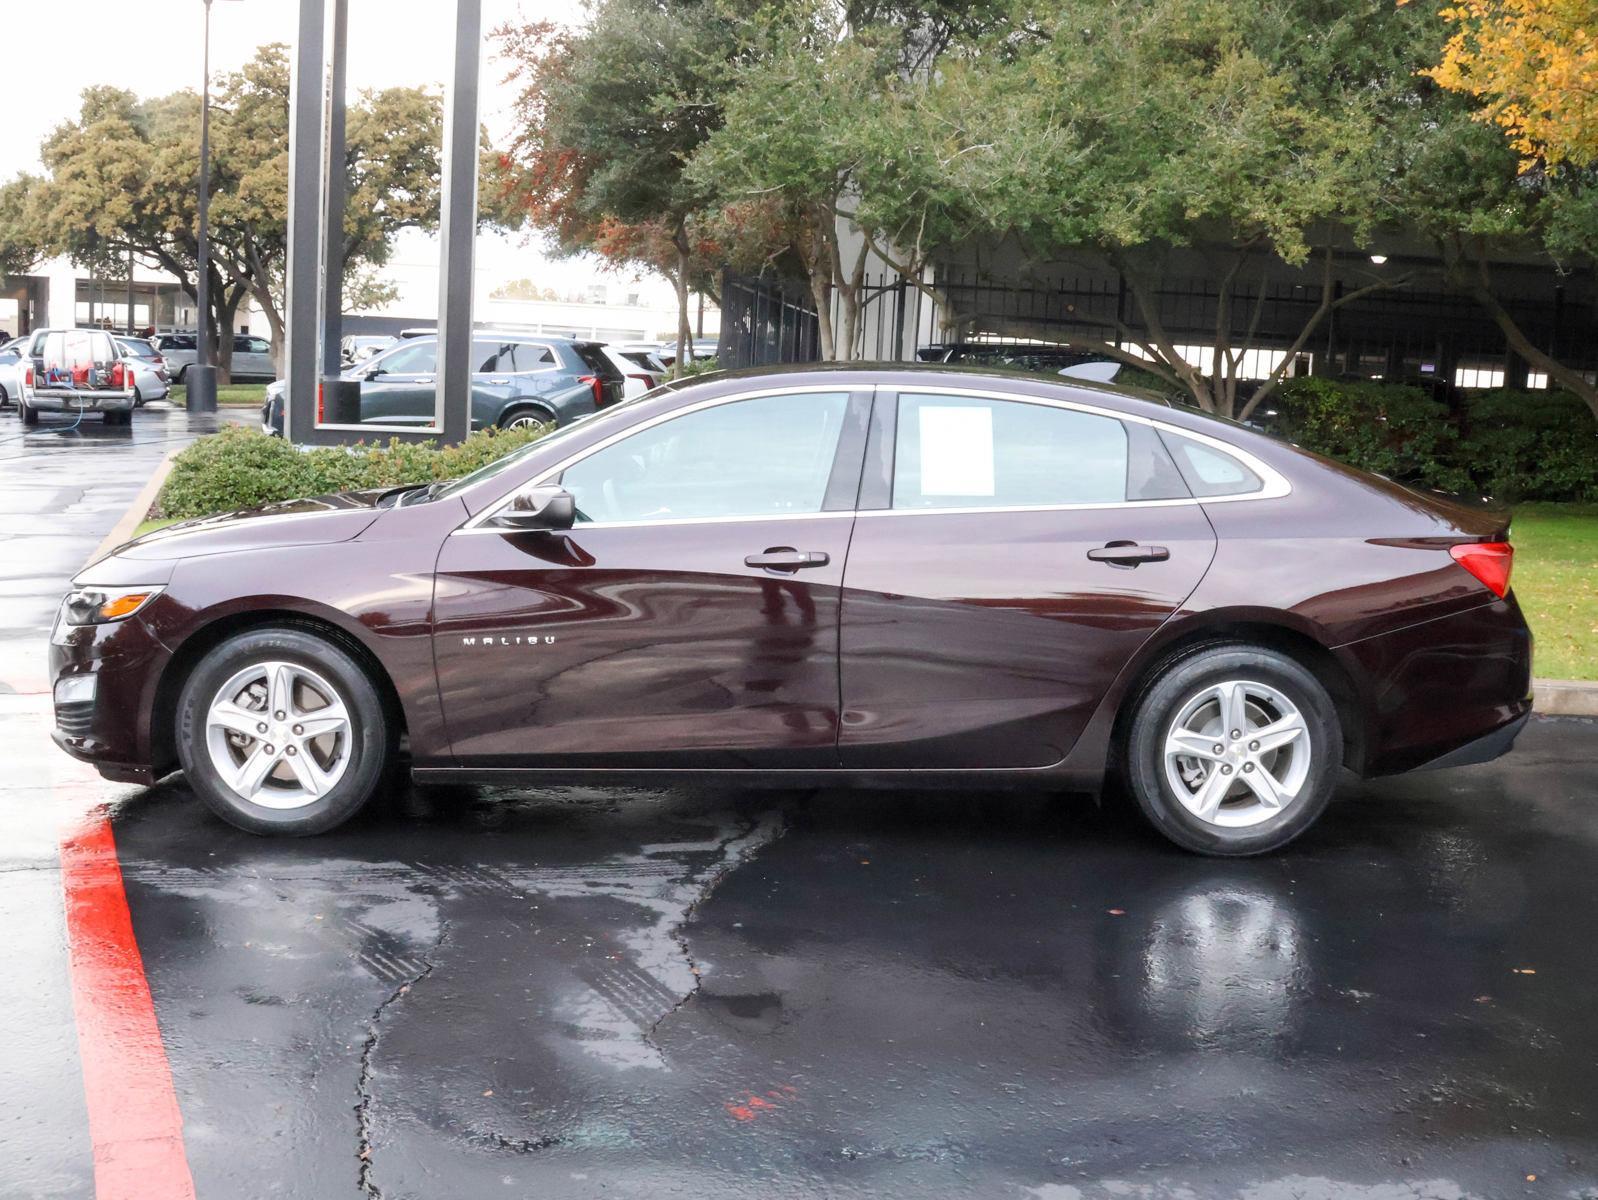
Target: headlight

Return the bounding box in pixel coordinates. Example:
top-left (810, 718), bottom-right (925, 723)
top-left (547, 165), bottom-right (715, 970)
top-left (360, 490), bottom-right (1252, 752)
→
top-left (58, 585), bottom-right (164, 627)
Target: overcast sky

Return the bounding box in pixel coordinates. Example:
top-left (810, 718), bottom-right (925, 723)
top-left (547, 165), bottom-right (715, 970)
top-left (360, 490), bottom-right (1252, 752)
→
top-left (0, 0), bottom-right (644, 298)
top-left (1, 0), bottom-right (573, 180)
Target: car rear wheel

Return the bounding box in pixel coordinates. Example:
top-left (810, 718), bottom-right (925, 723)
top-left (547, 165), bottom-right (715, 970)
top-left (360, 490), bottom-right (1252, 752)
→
top-left (21, 399), bottom-right (37, 426)
top-left (176, 627), bottom-right (393, 835)
top-left (499, 404), bottom-right (554, 431)
top-left (1124, 644), bottom-right (1341, 856)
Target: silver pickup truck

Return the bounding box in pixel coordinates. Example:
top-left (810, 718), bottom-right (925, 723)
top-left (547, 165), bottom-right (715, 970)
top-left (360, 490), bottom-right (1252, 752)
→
top-left (17, 328), bottom-right (137, 426)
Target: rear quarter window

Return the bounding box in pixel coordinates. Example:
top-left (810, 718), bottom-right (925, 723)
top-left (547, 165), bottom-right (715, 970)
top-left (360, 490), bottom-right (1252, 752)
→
top-left (1161, 432), bottom-right (1265, 498)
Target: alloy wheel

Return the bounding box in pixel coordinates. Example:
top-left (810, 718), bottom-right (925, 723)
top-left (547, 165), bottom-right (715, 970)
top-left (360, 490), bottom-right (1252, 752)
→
top-left (204, 660), bottom-right (353, 809)
top-left (1162, 679), bottom-right (1311, 828)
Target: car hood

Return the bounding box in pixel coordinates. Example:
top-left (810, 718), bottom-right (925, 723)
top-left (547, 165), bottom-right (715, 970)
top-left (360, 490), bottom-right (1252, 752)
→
top-left (108, 490), bottom-right (389, 563)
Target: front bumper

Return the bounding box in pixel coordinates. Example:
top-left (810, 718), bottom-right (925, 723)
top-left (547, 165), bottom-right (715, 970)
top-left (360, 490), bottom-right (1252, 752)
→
top-left (48, 612), bottom-right (168, 784)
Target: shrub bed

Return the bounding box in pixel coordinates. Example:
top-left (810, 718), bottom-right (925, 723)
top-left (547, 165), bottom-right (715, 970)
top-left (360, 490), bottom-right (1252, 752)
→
top-left (1270, 379), bottom-right (1598, 501)
top-left (155, 423), bottom-right (551, 520)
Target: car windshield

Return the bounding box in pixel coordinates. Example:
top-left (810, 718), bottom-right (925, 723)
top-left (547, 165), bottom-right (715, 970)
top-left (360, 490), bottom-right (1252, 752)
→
top-left (431, 390), bottom-right (659, 502)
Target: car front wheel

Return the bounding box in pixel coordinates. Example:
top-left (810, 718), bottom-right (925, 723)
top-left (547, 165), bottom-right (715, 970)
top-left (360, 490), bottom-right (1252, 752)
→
top-left (176, 627), bottom-right (393, 835)
top-left (1124, 644), bottom-right (1341, 856)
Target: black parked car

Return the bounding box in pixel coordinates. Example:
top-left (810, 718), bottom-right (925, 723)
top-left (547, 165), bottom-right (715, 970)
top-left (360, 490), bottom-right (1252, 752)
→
top-left (918, 342), bottom-right (1104, 373)
top-left (263, 332), bottom-right (625, 436)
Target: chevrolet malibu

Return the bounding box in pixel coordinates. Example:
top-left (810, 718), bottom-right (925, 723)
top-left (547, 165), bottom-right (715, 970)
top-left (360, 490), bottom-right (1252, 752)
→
top-left (48, 366), bottom-right (1532, 855)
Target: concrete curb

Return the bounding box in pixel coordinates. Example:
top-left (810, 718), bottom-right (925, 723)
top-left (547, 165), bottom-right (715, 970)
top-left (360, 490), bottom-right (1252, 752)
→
top-left (86, 447), bottom-right (180, 570)
top-left (1533, 679), bottom-right (1598, 718)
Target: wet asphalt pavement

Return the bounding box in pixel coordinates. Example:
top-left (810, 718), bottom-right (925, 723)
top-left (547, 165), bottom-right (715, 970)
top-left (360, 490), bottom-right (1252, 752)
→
top-left (4, 403), bottom-right (1598, 1200)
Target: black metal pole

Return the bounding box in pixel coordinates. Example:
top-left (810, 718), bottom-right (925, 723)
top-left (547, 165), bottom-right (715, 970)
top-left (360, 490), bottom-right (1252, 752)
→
top-left (188, 0), bottom-right (218, 412)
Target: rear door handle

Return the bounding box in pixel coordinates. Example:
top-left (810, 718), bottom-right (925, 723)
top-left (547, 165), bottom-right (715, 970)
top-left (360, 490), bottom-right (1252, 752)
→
top-left (745, 548), bottom-right (831, 571)
top-left (1086, 541), bottom-right (1170, 566)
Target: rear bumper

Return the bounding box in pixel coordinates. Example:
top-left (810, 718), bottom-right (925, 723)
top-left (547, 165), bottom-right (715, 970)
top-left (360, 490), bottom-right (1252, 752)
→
top-left (1336, 593), bottom-right (1534, 777)
top-left (1411, 710), bottom-right (1530, 772)
top-left (27, 392), bottom-right (135, 413)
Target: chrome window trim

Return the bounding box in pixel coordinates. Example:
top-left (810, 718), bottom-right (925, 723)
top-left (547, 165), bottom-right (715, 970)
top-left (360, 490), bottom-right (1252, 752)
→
top-left (453, 380), bottom-right (1290, 536)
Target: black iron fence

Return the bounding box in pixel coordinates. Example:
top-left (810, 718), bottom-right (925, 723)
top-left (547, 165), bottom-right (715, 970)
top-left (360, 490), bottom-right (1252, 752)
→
top-left (716, 272), bottom-right (822, 368)
top-left (723, 259), bottom-right (1597, 387)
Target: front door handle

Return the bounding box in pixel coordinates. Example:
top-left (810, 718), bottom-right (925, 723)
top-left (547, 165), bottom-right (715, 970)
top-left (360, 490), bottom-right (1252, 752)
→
top-left (1086, 541), bottom-right (1170, 566)
top-left (745, 547), bottom-right (831, 571)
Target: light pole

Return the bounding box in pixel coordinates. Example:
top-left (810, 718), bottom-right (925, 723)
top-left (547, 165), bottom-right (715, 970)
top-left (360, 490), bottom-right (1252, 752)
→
top-left (188, 0), bottom-right (221, 412)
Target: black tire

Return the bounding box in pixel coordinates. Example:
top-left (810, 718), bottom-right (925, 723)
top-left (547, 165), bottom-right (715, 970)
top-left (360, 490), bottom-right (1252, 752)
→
top-left (1124, 644), bottom-right (1341, 856)
top-left (175, 364), bottom-right (188, 383)
top-left (132, 386), bottom-right (144, 407)
top-left (176, 626), bottom-right (394, 835)
top-left (499, 404), bottom-right (555, 431)
top-left (21, 399), bottom-right (37, 426)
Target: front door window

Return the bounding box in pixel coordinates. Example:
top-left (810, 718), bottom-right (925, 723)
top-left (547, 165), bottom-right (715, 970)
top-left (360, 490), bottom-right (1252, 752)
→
top-left (560, 391), bottom-right (851, 524)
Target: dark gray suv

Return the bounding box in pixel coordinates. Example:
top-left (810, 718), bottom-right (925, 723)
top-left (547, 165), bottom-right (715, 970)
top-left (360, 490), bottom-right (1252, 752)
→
top-left (263, 333), bottom-right (624, 436)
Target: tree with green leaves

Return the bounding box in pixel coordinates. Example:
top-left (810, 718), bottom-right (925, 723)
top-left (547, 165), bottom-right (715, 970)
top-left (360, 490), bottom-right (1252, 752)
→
top-left (26, 46), bottom-right (446, 379)
top-left (0, 176), bottom-right (47, 281)
top-left (493, 3), bottom-right (758, 366)
top-left (1392, 98), bottom-right (1598, 419)
top-left (859, 0), bottom-right (1441, 418)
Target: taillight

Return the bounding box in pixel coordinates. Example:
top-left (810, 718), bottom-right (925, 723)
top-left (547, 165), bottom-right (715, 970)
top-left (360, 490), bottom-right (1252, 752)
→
top-left (579, 373), bottom-right (605, 407)
top-left (627, 373), bottom-right (653, 388)
top-left (316, 380), bottom-right (325, 423)
top-left (1449, 541), bottom-right (1513, 598)
top-left (24, 365), bottom-right (33, 387)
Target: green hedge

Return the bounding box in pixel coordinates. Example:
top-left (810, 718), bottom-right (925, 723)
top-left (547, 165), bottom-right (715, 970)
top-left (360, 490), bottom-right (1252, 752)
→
top-left (1270, 379), bottom-right (1598, 502)
top-left (155, 423), bottom-right (551, 520)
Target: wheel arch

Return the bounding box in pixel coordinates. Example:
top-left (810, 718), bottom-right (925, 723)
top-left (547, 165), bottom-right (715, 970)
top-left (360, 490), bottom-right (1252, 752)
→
top-left (148, 607), bottom-right (407, 776)
top-left (1108, 613), bottom-right (1368, 778)
top-left (498, 400), bottom-right (557, 429)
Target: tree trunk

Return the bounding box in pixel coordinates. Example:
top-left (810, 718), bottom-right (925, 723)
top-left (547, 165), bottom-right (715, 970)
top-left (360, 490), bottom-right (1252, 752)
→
top-left (672, 222), bottom-right (692, 369)
top-left (808, 265), bottom-right (837, 362)
top-left (1465, 264), bottom-right (1598, 420)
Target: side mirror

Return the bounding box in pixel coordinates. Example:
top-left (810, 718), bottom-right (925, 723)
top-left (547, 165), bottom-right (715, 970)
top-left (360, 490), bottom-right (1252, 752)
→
top-left (490, 485), bottom-right (576, 532)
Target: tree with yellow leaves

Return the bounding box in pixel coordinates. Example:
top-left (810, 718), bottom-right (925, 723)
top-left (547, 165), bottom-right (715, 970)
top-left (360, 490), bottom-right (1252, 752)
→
top-left (1424, 0), bottom-right (1598, 169)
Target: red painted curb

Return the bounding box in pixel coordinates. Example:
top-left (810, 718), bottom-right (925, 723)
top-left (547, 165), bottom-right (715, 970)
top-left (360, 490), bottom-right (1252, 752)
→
top-left (60, 810), bottom-right (195, 1200)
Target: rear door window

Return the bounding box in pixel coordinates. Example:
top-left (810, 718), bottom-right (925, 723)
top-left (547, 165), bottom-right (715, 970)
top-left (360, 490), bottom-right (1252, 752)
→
top-left (891, 393), bottom-right (1130, 509)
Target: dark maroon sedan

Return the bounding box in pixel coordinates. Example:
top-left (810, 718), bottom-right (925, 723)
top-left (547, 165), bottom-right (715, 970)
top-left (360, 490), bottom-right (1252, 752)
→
top-left (48, 366), bottom-right (1531, 855)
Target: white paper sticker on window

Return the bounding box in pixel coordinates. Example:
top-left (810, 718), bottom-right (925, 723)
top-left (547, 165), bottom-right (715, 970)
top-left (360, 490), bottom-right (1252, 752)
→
top-left (919, 406), bottom-right (994, 496)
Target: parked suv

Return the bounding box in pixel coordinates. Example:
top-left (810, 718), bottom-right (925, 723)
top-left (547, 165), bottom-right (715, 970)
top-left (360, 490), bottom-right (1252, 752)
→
top-left (262, 332), bottom-right (625, 435)
top-left (156, 333), bottom-right (275, 382)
